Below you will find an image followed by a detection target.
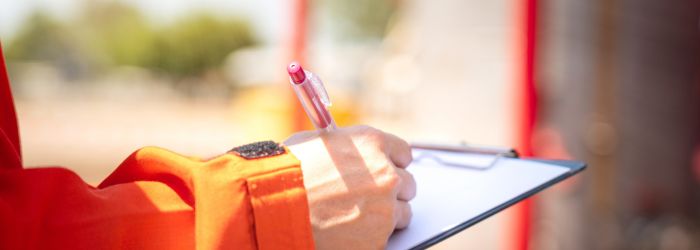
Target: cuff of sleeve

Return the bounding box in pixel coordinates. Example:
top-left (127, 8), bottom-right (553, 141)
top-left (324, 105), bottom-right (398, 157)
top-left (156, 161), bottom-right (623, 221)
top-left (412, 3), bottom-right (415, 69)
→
top-left (246, 155), bottom-right (315, 250)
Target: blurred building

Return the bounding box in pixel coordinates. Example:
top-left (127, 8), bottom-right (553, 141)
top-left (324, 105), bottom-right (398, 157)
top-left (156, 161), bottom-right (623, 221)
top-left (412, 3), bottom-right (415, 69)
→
top-left (536, 0), bottom-right (700, 249)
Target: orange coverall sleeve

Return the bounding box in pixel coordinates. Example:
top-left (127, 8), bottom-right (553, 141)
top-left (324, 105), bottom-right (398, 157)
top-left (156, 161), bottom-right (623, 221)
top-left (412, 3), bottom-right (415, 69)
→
top-left (0, 146), bottom-right (315, 249)
top-left (0, 45), bottom-right (313, 249)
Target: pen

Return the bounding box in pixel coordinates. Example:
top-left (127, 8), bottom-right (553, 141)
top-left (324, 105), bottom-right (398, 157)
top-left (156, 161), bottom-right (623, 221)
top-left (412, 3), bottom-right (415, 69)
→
top-left (287, 62), bottom-right (337, 132)
top-left (410, 142), bottom-right (519, 158)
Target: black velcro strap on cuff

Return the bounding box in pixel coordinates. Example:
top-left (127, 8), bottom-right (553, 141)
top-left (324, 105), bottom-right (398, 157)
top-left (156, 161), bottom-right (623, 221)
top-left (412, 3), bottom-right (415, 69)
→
top-left (229, 140), bottom-right (286, 159)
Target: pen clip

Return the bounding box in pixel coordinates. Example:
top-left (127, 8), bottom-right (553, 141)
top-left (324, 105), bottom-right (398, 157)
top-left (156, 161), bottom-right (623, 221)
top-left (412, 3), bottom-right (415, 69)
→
top-left (306, 70), bottom-right (332, 107)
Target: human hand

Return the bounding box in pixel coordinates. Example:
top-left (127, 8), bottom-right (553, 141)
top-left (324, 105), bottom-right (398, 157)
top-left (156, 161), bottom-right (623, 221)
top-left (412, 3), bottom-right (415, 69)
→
top-left (285, 125), bottom-right (416, 250)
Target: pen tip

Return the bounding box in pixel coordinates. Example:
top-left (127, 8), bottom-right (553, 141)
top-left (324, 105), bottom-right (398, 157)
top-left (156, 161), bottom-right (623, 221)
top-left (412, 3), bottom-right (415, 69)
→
top-left (288, 61), bottom-right (306, 84)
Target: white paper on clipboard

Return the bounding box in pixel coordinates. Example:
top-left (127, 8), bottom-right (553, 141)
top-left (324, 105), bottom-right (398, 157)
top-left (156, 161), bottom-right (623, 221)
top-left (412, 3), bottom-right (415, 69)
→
top-left (387, 148), bottom-right (577, 250)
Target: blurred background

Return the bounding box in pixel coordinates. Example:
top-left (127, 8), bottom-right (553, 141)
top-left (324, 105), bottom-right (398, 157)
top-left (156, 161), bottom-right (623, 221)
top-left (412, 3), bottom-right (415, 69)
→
top-left (1, 0), bottom-right (699, 249)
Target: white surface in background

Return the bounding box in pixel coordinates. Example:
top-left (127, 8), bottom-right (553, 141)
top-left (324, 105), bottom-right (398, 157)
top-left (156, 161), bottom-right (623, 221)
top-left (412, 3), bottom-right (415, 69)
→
top-left (387, 149), bottom-right (570, 250)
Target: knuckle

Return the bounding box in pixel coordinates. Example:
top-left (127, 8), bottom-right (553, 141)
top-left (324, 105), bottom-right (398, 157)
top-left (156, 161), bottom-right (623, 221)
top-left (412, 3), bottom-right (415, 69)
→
top-left (352, 125), bottom-right (387, 150)
top-left (402, 140), bottom-right (413, 158)
top-left (382, 170), bottom-right (401, 191)
top-left (398, 146), bottom-right (413, 166)
top-left (406, 170), bottom-right (415, 183)
top-left (352, 124), bottom-right (376, 137)
top-left (366, 130), bottom-right (386, 148)
top-left (394, 203), bottom-right (412, 229)
top-left (359, 125), bottom-right (380, 136)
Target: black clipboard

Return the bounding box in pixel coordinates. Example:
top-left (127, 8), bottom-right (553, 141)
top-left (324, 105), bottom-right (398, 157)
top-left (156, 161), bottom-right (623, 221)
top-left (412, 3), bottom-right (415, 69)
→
top-left (387, 144), bottom-right (586, 250)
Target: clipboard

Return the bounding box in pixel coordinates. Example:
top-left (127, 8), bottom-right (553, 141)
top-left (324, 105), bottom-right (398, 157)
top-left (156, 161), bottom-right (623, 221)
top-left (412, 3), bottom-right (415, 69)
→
top-left (387, 143), bottom-right (586, 250)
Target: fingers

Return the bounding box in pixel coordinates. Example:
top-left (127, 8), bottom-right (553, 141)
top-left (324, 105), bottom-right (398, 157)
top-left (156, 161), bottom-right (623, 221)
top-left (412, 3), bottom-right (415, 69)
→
top-left (395, 168), bottom-right (416, 201)
top-left (384, 132), bottom-right (413, 168)
top-left (395, 168), bottom-right (415, 230)
top-left (395, 201), bottom-right (412, 229)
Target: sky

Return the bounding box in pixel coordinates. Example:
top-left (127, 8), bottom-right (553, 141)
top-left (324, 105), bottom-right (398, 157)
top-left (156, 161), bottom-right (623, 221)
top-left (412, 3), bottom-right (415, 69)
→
top-left (0, 0), bottom-right (291, 45)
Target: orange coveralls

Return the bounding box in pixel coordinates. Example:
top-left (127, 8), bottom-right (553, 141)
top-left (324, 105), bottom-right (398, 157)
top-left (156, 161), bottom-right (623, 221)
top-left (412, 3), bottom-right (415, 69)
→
top-left (0, 47), bottom-right (315, 249)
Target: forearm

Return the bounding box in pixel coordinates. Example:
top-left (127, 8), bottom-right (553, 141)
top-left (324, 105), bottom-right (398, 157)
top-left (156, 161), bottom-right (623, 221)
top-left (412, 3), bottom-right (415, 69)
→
top-left (0, 145), bottom-right (314, 249)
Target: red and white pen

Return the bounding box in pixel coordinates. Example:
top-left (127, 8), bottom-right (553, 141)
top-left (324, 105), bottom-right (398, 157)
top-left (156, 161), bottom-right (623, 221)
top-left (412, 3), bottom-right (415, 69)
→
top-left (287, 62), bottom-right (337, 132)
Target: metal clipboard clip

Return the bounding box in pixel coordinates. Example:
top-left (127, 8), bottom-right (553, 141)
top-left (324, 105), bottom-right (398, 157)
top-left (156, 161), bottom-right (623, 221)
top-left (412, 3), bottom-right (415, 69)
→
top-left (410, 142), bottom-right (519, 171)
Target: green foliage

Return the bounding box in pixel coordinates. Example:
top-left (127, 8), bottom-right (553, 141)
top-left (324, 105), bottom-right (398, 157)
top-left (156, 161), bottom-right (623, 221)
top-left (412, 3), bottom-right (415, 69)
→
top-left (79, 1), bottom-right (158, 68)
top-left (6, 11), bottom-right (92, 78)
top-left (7, 12), bottom-right (77, 62)
top-left (6, 2), bottom-right (256, 79)
top-left (150, 14), bottom-right (255, 78)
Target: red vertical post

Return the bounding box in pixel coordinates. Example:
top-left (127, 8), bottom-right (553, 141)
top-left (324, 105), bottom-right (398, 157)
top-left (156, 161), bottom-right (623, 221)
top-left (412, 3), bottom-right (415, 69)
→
top-left (0, 43), bottom-right (22, 169)
top-left (288, 0), bottom-right (310, 131)
top-left (511, 0), bottom-right (538, 249)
